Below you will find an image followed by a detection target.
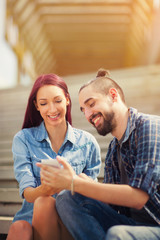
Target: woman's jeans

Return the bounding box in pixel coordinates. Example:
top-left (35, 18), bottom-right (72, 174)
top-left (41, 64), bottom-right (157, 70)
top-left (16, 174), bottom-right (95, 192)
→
top-left (56, 191), bottom-right (160, 240)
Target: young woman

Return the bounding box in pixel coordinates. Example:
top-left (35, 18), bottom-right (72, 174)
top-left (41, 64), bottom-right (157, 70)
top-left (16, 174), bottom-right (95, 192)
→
top-left (7, 73), bottom-right (101, 240)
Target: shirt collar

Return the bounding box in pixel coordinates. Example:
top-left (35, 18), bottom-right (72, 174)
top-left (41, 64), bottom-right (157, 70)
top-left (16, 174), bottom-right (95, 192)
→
top-left (115, 107), bottom-right (137, 145)
top-left (121, 107), bottom-right (137, 144)
top-left (63, 122), bottom-right (76, 145)
top-left (34, 121), bottom-right (75, 145)
top-left (34, 121), bottom-right (48, 141)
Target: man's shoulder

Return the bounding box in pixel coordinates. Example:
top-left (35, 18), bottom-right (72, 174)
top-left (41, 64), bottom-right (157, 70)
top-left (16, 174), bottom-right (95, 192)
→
top-left (136, 111), bottom-right (160, 126)
top-left (130, 107), bottom-right (160, 127)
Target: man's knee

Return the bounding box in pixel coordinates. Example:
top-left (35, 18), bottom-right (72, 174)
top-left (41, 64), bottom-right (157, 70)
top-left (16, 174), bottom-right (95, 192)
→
top-left (106, 226), bottom-right (129, 240)
top-left (56, 190), bottom-right (73, 207)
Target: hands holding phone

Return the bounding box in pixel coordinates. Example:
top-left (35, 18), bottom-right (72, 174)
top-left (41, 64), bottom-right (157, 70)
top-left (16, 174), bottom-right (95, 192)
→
top-left (36, 156), bottom-right (76, 194)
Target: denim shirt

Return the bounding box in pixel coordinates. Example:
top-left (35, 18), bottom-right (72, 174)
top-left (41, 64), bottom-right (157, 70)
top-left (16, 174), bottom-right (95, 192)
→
top-left (12, 121), bottom-right (101, 224)
top-left (104, 107), bottom-right (160, 225)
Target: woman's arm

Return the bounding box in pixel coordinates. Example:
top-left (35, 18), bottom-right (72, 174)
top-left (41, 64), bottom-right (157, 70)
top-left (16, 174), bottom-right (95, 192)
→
top-left (13, 132), bottom-right (58, 203)
top-left (23, 184), bottom-right (56, 203)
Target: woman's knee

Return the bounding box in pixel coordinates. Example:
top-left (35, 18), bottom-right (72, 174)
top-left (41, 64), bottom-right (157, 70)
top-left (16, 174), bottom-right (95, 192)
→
top-left (34, 196), bottom-right (55, 214)
top-left (7, 220), bottom-right (32, 240)
top-left (33, 196), bottom-right (58, 224)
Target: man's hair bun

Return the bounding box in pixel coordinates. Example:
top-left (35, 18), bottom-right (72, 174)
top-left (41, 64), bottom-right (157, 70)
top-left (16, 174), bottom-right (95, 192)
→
top-left (96, 68), bottom-right (110, 78)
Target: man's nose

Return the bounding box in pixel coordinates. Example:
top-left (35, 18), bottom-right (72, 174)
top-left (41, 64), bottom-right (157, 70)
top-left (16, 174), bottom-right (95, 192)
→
top-left (84, 108), bottom-right (92, 122)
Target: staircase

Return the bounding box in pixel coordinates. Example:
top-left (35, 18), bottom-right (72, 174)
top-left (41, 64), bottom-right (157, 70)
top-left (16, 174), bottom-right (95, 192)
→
top-left (0, 64), bottom-right (160, 237)
top-left (0, 86), bottom-right (30, 237)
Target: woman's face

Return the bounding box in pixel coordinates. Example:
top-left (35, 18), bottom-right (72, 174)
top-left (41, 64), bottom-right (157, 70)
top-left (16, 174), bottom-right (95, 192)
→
top-left (35, 85), bottom-right (69, 129)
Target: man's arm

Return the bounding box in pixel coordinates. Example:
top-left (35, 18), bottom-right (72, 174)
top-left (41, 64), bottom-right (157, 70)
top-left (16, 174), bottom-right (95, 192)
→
top-left (38, 157), bottom-right (149, 209)
top-left (73, 176), bottom-right (149, 209)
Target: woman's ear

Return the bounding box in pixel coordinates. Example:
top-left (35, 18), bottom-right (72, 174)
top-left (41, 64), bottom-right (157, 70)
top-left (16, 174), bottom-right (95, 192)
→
top-left (66, 97), bottom-right (70, 106)
top-left (108, 88), bottom-right (118, 102)
top-left (34, 100), bottom-right (39, 111)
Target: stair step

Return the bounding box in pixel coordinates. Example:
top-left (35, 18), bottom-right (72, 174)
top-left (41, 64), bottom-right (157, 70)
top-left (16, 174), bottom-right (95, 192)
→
top-left (0, 150), bottom-right (12, 159)
top-left (0, 181), bottom-right (18, 188)
top-left (0, 141), bottom-right (12, 150)
top-left (0, 166), bottom-right (18, 188)
top-left (0, 166), bottom-right (14, 180)
top-left (0, 216), bottom-right (13, 234)
top-left (0, 188), bottom-right (22, 203)
top-left (0, 203), bottom-right (22, 216)
top-left (0, 158), bottom-right (13, 166)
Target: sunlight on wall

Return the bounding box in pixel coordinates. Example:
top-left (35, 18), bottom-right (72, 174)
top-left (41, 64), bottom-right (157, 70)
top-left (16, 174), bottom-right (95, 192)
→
top-left (0, 0), bottom-right (17, 89)
top-left (153, 0), bottom-right (160, 9)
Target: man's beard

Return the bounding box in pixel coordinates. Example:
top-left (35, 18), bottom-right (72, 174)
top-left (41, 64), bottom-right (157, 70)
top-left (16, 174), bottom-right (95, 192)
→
top-left (95, 111), bottom-right (116, 136)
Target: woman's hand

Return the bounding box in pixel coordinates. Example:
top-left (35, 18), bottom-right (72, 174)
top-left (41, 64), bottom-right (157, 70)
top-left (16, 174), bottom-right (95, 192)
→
top-left (36, 156), bottom-right (76, 192)
top-left (23, 184), bottom-right (56, 203)
top-left (39, 182), bottom-right (57, 196)
top-left (78, 173), bottom-right (94, 182)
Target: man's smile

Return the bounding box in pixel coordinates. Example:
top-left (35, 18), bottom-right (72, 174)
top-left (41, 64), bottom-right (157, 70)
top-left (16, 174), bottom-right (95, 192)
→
top-left (90, 113), bottom-right (102, 127)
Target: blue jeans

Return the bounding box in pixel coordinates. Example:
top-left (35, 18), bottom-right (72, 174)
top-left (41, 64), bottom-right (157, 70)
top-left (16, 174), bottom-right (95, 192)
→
top-left (56, 191), bottom-right (160, 240)
top-left (106, 225), bottom-right (160, 240)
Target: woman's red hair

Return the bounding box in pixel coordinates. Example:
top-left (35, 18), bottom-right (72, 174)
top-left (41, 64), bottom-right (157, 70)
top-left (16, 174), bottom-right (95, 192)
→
top-left (22, 74), bottom-right (72, 129)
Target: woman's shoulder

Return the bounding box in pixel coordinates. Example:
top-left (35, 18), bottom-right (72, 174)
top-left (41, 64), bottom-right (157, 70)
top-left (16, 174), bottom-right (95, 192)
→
top-left (13, 126), bottom-right (38, 141)
top-left (72, 127), bottom-right (98, 143)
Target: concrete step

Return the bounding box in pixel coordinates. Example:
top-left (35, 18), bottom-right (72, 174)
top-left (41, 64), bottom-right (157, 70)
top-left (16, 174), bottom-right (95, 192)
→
top-left (0, 166), bottom-right (14, 180)
top-left (0, 126), bottom-right (21, 136)
top-left (0, 216), bottom-right (13, 234)
top-left (0, 180), bottom-right (18, 188)
top-left (0, 141), bottom-right (12, 150)
top-left (0, 203), bottom-right (22, 217)
top-left (0, 120), bottom-right (22, 129)
top-left (0, 158), bottom-right (13, 166)
top-left (0, 188), bottom-right (22, 203)
top-left (0, 113), bottom-right (24, 121)
top-left (0, 166), bottom-right (18, 188)
top-left (0, 150), bottom-right (12, 159)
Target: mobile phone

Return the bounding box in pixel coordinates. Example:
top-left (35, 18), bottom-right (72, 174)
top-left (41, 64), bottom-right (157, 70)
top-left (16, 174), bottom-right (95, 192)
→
top-left (41, 159), bottom-right (61, 168)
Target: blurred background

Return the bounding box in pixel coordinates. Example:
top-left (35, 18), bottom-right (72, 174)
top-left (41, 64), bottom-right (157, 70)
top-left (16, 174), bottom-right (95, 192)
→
top-left (0, 0), bottom-right (160, 237)
top-left (1, 0), bottom-right (160, 86)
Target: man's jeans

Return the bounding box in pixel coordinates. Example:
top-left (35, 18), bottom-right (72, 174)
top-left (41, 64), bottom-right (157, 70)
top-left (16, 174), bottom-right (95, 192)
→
top-left (106, 225), bottom-right (160, 240)
top-left (56, 191), bottom-right (160, 240)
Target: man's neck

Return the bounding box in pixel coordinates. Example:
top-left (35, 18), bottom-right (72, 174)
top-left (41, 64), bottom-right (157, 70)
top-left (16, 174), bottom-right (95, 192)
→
top-left (112, 106), bottom-right (129, 141)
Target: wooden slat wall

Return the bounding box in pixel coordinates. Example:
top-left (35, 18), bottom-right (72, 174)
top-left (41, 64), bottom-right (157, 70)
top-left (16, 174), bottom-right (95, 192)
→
top-left (5, 0), bottom-right (159, 81)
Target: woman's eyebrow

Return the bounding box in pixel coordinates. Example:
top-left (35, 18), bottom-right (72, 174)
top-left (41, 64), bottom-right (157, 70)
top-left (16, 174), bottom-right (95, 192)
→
top-left (38, 95), bottom-right (62, 101)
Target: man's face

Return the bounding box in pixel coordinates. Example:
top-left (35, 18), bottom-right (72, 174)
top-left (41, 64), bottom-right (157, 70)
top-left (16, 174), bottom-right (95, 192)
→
top-left (79, 85), bottom-right (116, 136)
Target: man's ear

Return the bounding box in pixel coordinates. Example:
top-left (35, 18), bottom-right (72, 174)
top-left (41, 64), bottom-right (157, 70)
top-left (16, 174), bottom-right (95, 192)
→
top-left (108, 88), bottom-right (118, 102)
top-left (34, 100), bottom-right (39, 111)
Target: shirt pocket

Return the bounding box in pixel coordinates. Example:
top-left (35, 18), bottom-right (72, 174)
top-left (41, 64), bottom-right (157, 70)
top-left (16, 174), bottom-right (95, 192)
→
top-left (69, 160), bottom-right (86, 175)
top-left (31, 156), bottom-right (41, 179)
